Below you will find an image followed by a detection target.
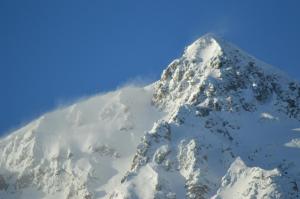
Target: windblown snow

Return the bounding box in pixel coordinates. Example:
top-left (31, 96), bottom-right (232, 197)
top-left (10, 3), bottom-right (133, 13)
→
top-left (0, 34), bottom-right (300, 199)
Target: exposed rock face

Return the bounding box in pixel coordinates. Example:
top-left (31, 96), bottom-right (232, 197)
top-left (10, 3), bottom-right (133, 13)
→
top-left (0, 35), bottom-right (300, 199)
top-left (153, 35), bottom-right (300, 120)
top-left (111, 35), bottom-right (300, 199)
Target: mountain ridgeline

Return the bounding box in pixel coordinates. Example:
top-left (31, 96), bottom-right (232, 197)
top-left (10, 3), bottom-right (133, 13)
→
top-left (0, 35), bottom-right (299, 199)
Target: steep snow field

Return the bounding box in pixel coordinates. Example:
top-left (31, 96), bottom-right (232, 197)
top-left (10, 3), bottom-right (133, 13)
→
top-left (0, 35), bottom-right (299, 198)
top-left (0, 86), bottom-right (165, 198)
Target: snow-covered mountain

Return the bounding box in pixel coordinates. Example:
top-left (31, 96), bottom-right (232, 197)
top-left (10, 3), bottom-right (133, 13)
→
top-left (0, 34), bottom-right (300, 199)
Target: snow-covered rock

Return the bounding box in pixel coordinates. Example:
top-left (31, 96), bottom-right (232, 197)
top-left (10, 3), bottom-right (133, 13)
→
top-left (212, 157), bottom-right (285, 199)
top-left (0, 34), bottom-right (300, 198)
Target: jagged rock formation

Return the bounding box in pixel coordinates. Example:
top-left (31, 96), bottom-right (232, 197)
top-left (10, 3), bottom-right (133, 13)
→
top-left (0, 35), bottom-right (299, 199)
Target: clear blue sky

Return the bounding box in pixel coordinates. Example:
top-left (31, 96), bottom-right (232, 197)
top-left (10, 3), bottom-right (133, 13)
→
top-left (1, 0), bottom-right (300, 134)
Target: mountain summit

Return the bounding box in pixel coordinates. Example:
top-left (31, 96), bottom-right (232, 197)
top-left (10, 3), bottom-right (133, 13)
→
top-left (0, 35), bottom-right (300, 199)
top-left (154, 35), bottom-right (296, 113)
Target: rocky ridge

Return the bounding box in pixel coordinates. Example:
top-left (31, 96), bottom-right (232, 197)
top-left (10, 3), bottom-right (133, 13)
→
top-left (0, 35), bottom-right (299, 199)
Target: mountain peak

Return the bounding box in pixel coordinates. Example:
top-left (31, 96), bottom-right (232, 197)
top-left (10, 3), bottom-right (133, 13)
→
top-left (0, 34), bottom-right (300, 199)
top-left (153, 35), bottom-right (300, 120)
top-left (183, 34), bottom-right (223, 65)
top-left (189, 33), bottom-right (223, 45)
top-left (183, 34), bottom-right (285, 75)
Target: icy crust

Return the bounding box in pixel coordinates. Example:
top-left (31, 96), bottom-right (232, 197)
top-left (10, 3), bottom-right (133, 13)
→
top-left (153, 35), bottom-right (300, 120)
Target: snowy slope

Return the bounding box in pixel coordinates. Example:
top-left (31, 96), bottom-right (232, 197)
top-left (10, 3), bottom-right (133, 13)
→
top-left (0, 86), bottom-right (165, 198)
top-left (0, 34), bottom-right (300, 199)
